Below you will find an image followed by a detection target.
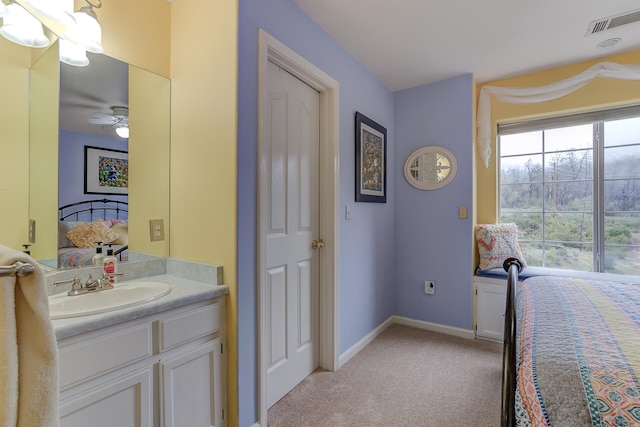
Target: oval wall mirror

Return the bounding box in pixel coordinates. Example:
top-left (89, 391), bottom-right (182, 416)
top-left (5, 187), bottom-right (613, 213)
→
top-left (404, 146), bottom-right (457, 190)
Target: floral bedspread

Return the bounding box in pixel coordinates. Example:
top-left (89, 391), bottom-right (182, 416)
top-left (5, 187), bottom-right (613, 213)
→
top-left (516, 276), bottom-right (640, 427)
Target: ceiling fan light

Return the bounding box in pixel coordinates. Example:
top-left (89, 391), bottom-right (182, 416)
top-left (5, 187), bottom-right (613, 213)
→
top-left (0, 3), bottom-right (51, 48)
top-left (59, 38), bottom-right (89, 67)
top-left (115, 124), bottom-right (129, 139)
top-left (62, 3), bottom-right (103, 54)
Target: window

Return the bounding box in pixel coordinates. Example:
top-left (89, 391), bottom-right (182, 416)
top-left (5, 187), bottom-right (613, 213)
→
top-left (498, 105), bottom-right (640, 275)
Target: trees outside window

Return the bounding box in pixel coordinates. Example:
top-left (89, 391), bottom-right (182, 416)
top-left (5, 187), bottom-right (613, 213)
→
top-left (499, 109), bottom-right (640, 275)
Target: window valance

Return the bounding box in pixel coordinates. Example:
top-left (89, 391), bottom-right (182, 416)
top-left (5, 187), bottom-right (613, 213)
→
top-left (477, 62), bottom-right (640, 168)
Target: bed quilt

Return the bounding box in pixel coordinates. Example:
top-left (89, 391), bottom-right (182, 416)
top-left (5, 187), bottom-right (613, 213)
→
top-left (516, 276), bottom-right (640, 427)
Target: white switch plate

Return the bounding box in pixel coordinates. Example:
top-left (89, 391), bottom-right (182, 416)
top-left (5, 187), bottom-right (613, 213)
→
top-left (345, 204), bottom-right (351, 220)
top-left (458, 205), bottom-right (468, 219)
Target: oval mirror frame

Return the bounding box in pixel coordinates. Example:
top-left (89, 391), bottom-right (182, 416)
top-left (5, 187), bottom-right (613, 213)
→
top-left (404, 146), bottom-right (457, 190)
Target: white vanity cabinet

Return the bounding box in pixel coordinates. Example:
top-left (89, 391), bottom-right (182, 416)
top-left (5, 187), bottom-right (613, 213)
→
top-left (473, 277), bottom-right (507, 342)
top-left (56, 297), bottom-right (226, 427)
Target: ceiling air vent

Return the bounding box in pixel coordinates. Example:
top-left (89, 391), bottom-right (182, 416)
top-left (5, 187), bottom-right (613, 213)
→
top-left (586, 9), bottom-right (640, 35)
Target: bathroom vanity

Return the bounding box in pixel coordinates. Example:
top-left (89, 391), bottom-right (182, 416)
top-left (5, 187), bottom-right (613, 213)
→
top-left (49, 261), bottom-right (228, 427)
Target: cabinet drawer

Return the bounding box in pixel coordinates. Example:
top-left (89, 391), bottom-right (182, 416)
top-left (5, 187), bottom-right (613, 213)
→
top-left (159, 302), bottom-right (220, 351)
top-left (59, 323), bottom-right (153, 390)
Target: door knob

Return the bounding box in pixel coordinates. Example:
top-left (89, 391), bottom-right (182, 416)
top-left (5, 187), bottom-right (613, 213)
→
top-left (311, 239), bottom-right (324, 249)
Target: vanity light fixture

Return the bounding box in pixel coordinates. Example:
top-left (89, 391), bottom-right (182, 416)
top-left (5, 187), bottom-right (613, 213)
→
top-left (20, 0), bottom-right (75, 27)
top-left (0, 1), bottom-right (50, 48)
top-left (115, 123), bottom-right (129, 139)
top-left (59, 37), bottom-right (89, 67)
top-left (62, 0), bottom-right (103, 54)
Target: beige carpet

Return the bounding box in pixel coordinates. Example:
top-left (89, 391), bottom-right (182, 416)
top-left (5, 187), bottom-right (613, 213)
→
top-left (268, 323), bottom-right (502, 427)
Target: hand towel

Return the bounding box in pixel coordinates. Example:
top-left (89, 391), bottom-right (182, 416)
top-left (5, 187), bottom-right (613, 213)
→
top-left (0, 245), bottom-right (59, 427)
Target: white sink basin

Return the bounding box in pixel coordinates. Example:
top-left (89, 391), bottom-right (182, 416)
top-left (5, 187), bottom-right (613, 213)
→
top-left (49, 281), bottom-right (171, 319)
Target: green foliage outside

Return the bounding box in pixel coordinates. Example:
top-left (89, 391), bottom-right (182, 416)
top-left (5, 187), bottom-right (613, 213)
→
top-left (500, 141), bottom-right (640, 275)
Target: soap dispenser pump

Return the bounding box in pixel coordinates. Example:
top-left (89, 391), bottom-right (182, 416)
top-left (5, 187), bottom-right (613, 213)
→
top-left (92, 241), bottom-right (105, 266)
top-left (103, 244), bottom-right (118, 284)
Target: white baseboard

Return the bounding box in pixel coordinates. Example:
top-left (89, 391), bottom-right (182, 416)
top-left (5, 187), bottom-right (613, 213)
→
top-left (393, 316), bottom-right (475, 339)
top-left (338, 316), bottom-right (394, 368)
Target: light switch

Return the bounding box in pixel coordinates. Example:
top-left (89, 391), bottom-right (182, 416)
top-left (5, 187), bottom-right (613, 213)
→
top-left (458, 205), bottom-right (468, 219)
top-left (345, 204), bottom-right (351, 220)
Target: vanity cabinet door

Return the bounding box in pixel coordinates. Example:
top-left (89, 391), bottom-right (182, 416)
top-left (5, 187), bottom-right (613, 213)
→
top-left (160, 338), bottom-right (224, 427)
top-left (59, 367), bottom-right (153, 427)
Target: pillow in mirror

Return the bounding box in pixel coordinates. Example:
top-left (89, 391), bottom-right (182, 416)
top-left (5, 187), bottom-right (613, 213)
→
top-left (58, 221), bottom-right (81, 248)
top-left (66, 220), bottom-right (119, 249)
top-left (111, 223), bottom-right (128, 245)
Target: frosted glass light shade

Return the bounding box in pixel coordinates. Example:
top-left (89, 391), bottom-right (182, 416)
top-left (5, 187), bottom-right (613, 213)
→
top-left (59, 38), bottom-right (89, 67)
top-left (115, 125), bottom-right (129, 139)
top-left (0, 3), bottom-right (50, 48)
top-left (0, 3), bottom-right (8, 17)
top-left (21, 0), bottom-right (75, 26)
top-left (62, 6), bottom-right (103, 53)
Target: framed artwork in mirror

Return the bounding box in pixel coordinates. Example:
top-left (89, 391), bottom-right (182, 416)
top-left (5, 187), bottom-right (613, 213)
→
top-left (404, 146), bottom-right (457, 190)
top-left (84, 146), bottom-right (129, 195)
top-left (355, 111), bottom-right (387, 203)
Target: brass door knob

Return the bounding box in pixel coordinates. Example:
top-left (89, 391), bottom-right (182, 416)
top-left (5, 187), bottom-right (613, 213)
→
top-left (311, 239), bottom-right (324, 249)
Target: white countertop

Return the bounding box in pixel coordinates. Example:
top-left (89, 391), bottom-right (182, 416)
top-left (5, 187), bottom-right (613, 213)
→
top-left (51, 274), bottom-right (228, 340)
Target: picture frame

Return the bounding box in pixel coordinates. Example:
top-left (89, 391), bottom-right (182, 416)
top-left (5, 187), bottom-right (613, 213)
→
top-left (355, 111), bottom-right (387, 203)
top-left (84, 146), bottom-right (129, 195)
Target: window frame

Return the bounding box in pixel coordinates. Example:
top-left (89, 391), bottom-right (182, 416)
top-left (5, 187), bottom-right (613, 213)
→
top-left (497, 104), bottom-right (640, 273)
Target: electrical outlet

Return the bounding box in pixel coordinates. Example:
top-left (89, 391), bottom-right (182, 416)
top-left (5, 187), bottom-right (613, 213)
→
top-left (149, 219), bottom-right (165, 241)
top-left (424, 280), bottom-right (436, 295)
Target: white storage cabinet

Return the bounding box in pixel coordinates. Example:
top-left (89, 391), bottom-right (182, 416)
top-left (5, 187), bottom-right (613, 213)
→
top-left (473, 276), bottom-right (507, 342)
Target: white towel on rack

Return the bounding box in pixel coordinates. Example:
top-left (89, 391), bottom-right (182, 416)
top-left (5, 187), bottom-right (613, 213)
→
top-left (0, 245), bottom-right (58, 427)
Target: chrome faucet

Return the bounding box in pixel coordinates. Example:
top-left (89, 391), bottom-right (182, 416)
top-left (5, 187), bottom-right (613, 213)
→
top-left (52, 272), bottom-right (124, 296)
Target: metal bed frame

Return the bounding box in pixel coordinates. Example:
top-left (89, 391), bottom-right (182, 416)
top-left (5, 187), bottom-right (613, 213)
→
top-left (59, 198), bottom-right (129, 259)
top-left (59, 198), bottom-right (128, 222)
top-left (501, 257), bottom-right (523, 427)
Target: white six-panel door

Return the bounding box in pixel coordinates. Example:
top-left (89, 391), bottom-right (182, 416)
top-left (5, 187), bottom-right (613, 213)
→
top-left (264, 60), bottom-right (320, 407)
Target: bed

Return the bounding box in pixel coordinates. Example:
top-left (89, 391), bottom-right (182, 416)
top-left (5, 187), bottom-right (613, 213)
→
top-left (58, 199), bottom-right (129, 269)
top-left (501, 259), bottom-right (640, 426)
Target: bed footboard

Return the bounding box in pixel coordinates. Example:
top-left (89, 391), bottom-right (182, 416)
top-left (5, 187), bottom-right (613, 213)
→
top-left (501, 257), bottom-right (522, 427)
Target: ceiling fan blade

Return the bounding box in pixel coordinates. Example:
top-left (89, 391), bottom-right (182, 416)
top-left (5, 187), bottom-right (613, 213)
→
top-left (88, 112), bottom-right (116, 125)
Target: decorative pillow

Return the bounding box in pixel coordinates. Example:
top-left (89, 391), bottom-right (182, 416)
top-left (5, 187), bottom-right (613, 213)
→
top-left (66, 220), bottom-right (119, 249)
top-left (111, 223), bottom-right (129, 245)
top-left (475, 223), bottom-right (527, 271)
top-left (58, 221), bottom-right (81, 248)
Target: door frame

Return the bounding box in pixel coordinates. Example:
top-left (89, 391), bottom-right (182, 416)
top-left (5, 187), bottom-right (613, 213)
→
top-left (257, 29), bottom-right (340, 425)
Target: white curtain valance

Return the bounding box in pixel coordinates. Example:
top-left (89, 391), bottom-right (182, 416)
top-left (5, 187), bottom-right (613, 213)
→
top-left (477, 62), bottom-right (640, 168)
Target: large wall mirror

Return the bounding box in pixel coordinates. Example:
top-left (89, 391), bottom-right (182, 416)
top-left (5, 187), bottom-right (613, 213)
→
top-left (29, 40), bottom-right (171, 270)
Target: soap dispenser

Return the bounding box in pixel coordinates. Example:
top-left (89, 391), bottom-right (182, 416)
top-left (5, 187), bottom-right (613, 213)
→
top-left (103, 244), bottom-right (118, 284)
top-left (92, 241), bottom-right (105, 266)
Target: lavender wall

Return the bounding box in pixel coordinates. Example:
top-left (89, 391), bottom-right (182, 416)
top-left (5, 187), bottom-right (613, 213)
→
top-left (394, 75), bottom-right (474, 330)
top-left (58, 130), bottom-right (128, 206)
top-left (238, 0), bottom-right (396, 424)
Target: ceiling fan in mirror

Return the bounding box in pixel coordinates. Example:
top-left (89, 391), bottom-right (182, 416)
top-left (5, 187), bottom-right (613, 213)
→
top-left (88, 106), bottom-right (129, 139)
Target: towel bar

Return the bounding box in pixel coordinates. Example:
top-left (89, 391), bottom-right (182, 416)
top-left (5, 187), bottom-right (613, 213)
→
top-left (0, 261), bottom-right (36, 278)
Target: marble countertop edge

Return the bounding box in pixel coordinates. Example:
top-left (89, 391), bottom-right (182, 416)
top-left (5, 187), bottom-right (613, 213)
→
top-left (51, 273), bottom-right (229, 341)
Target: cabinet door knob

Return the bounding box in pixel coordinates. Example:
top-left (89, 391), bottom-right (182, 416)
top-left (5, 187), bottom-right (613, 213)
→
top-left (311, 239), bottom-right (324, 249)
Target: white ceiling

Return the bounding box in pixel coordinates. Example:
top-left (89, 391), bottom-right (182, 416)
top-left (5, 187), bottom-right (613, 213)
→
top-left (59, 52), bottom-right (128, 139)
top-left (294, 0), bottom-right (640, 92)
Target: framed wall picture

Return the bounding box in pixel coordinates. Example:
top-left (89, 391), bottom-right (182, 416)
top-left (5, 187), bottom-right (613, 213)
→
top-left (84, 146), bottom-right (129, 195)
top-left (355, 111), bottom-right (387, 203)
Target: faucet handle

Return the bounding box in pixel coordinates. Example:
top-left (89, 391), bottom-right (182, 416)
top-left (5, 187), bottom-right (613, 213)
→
top-left (52, 277), bottom-right (82, 290)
